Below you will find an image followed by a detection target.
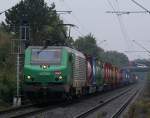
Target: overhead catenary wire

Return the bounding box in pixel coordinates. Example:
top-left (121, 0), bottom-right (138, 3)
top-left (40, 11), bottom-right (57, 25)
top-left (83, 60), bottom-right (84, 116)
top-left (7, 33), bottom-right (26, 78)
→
top-left (106, 0), bottom-right (150, 15)
top-left (106, 11), bottom-right (148, 15)
top-left (131, 0), bottom-right (150, 14)
top-left (53, 0), bottom-right (93, 38)
top-left (59, 0), bottom-right (91, 35)
top-left (106, 0), bottom-right (132, 50)
top-left (132, 40), bottom-right (150, 56)
top-left (115, 0), bottom-right (146, 59)
top-left (106, 0), bottom-right (140, 59)
top-left (60, 16), bottom-right (85, 37)
top-left (115, 0), bottom-right (133, 47)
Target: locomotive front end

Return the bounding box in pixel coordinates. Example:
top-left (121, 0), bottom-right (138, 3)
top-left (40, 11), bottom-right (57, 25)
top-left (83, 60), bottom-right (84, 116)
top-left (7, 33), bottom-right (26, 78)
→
top-left (23, 46), bottom-right (70, 101)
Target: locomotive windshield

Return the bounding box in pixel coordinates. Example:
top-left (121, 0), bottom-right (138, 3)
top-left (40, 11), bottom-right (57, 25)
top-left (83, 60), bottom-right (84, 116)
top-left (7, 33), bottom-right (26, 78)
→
top-left (31, 49), bottom-right (61, 65)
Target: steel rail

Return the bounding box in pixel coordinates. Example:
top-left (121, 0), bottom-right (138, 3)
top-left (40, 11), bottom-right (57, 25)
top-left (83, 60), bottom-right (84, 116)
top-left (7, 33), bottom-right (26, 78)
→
top-left (110, 89), bottom-right (140, 118)
top-left (0, 104), bottom-right (33, 115)
top-left (73, 88), bottom-right (133, 118)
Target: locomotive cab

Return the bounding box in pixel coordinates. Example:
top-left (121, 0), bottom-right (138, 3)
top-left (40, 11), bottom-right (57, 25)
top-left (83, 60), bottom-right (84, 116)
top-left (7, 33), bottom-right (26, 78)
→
top-left (23, 46), bottom-right (73, 96)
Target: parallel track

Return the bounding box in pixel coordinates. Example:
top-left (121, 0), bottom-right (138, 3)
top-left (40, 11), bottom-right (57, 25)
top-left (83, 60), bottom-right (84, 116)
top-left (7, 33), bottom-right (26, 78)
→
top-left (73, 87), bottom-right (138, 118)
top-left (110, 89), bottom-right (140, 118)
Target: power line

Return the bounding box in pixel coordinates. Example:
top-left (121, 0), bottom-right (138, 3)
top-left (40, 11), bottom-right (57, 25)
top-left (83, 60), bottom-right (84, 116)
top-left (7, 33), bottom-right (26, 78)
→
top-left (115, 0), bottom-right (132, 46)
top-left (60, 0), bottom-right (90, 34)
top-left (124, 51), bottom-right (148, 53)
top-left (132, 40), bottom-right (150, 55)
top-left (107, 0), bottom-right (116, 11)
top-left (131, 0), bottom-right (150, 14)
top-left (60, 16), bottom-right (85, 37)
top-left (73, 27), bottom-right (85, 37)
top-left (106, 11), bottom-right (147, 15)
top-left (106, 0), bottom-right (139, 59)
top-left (106, 0), bottom-right (132, 48)
top-left (106, 1), bottom-right (150, 15)
top-left (55, 0), bottom-right (90, 38)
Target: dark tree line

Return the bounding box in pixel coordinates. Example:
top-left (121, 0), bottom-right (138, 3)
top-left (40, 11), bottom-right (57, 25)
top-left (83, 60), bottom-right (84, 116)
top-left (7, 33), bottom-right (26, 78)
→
top-left (74, 34), bottom-right (129, 68)
top-left (3, 0), bottom-right (71, 46)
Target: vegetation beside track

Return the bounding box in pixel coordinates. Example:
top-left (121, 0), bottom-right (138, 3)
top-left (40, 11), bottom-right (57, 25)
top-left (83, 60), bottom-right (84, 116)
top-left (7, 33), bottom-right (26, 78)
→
top-left (124, 72), bottom-right (150, 118)
top-left (0, 27), bottom-right (16, 106)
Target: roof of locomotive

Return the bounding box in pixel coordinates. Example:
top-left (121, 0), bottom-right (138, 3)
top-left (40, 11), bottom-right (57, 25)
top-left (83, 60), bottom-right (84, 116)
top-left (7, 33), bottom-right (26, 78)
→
top-left (26, 46), bottom-right (85, 58)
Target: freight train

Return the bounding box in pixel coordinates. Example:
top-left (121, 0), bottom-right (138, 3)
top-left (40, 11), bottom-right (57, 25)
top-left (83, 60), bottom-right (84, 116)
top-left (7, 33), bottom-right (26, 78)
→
top-left (23, 46), bottom-right (137, 103)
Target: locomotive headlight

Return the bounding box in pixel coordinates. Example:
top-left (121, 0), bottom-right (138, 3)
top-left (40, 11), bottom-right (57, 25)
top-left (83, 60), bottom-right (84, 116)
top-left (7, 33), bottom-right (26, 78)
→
top-left (43, 65), bottom-right (47, 69)
top-left (27, 75), bottom-right (31, 79)
top-left (59, 76), bottom-right (63, 80)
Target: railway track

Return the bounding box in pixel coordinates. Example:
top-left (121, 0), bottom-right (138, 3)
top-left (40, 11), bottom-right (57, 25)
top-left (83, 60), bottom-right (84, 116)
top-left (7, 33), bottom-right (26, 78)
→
top-left (73, 87), bottom-right (140, 118)
top-left (0, 100), bottom-right (67, 118)
top-left (0, 99), bottom-right (72, 118)
top-left (0, 104), bottom-right (38, 118)
top-left (0, 85), bottom-right (137, 118)
top-left (110, 89), bottom-right (139, 118)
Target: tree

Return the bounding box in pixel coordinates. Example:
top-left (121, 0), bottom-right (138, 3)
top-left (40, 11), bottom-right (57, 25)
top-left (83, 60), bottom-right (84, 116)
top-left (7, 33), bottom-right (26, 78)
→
top-left (4, 0), bottom-right (70, 46)
top-left (0, 25), bottom-right (16, 103)
top-left (103, 51), bottom-right (129, 68)
top-left (74, 34), bottom-right (103, 56)
top-left (74, 34), bottom-right (129, 67)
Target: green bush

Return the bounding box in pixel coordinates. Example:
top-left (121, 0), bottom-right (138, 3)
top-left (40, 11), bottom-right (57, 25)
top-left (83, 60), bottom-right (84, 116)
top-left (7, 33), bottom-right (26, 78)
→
top-left (0, 29), bottom-right (16, 104)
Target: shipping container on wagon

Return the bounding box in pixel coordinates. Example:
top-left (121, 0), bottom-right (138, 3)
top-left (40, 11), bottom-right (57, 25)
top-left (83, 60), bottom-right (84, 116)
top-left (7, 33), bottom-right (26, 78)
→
top-left (85, 56), bottom-right (96, 86)
top-left (85, 56), bottom-right (98, 93)
top-left (116, 67), bottom-right (120, 87)
top-left (120, 69), bottom-right (130, 85)
top-left (95, 59), bottom-right (103, 91)
top-left (104, 63), bottom-right (113, 87)
top-left (128, 72), bottom-right (136, 84)
top-left (118, 70), bottom-right (123, 86)
top-left (112, 66), bottom-right (117, 88)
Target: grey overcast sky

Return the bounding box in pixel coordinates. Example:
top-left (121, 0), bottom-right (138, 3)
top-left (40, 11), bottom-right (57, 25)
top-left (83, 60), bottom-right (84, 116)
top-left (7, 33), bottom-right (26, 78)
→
top-left (0, 0), bottom-right (150, 60)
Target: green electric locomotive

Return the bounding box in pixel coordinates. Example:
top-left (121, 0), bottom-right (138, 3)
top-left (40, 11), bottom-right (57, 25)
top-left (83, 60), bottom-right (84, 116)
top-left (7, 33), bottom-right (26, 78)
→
top-left (23, 46), bottom-right (135, 103)
top-left (23, 46), bottom-right (88, 101)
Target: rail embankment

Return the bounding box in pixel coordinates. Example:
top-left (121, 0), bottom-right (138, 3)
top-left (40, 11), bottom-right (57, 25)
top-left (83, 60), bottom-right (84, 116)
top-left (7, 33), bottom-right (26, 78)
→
top-left (124, 73), bottom-right (150, 118)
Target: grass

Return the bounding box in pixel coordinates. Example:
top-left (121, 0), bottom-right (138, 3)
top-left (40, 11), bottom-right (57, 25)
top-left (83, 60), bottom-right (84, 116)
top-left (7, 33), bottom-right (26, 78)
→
top-left (124, 72), bottom-right (150, 118)
top-left (0, 99), bottom-right (11, 110)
